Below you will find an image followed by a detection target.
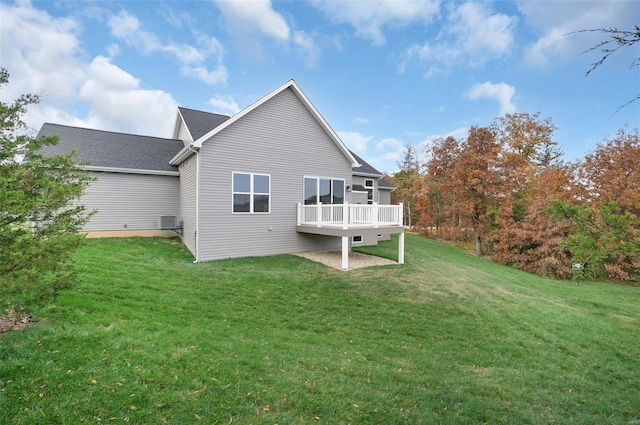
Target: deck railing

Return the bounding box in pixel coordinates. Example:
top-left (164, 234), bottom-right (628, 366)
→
top-left (297, 203), bottom-right (403, 228)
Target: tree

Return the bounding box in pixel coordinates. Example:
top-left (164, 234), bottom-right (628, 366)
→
top-left (418, 136), bottom-right (460, 237)
top-left (575, 25), bottom-right (640, 110)
top-left (451, 126), bottom-right (501, 256)
top-left (391, 144), bottom-right (421, 227)
top-left (0, 68), bottom-right (93, 308)
top-left (578, 128), bottom-right (640, 215)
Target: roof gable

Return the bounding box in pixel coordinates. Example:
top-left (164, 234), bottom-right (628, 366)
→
top-left (177, 107), bottom-right (230, 141)
top-left (36, 123), bottom-right (184, 173)
top-left (190, 80), bottom-right (359, 167)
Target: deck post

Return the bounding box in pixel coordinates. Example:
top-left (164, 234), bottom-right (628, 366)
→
top-left (399, 232), bottom-right (405, 264)
top-left (341, 236), bottom-right (349, 270)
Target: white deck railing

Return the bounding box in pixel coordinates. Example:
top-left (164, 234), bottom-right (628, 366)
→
top-left (297, 203), bottom-right (403, 228)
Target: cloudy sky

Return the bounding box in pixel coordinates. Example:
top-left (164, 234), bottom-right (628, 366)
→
top-left (1, 0), bottom-right (638, 173)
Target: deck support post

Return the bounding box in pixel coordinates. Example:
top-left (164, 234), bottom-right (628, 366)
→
top-left (341, 236), bottom-right (349, 270)
top-left (399, 232), bottom-right (405, 264)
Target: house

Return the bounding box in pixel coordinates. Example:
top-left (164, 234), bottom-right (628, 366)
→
top-left (37, 80), bottom-right (404, 269)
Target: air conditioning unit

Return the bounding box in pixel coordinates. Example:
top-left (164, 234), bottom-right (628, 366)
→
top-left (158, 215), bottom-right (177, 230)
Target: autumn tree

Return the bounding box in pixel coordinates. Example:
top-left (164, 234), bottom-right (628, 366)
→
top-left (450, 126), bottom-right (502, 256)
top-left (493, 166), bottom-right (575, 278)
top-left (417, 136), bottom-right (460, 237)
top-left (0, 68), bottom-right (93, 308)
top-left (552, 129), bottom-right (640, 281)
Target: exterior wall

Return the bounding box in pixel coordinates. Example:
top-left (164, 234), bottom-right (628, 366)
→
top-left (179, 156), bottom-right (198, 256)
top-left (352, 175), bottom-right (378, 203)
top-left (378, 189), bottom-right (391, 205)
top-left (196, 87), bottom-right (353, 261)
top-left (81, 171), bottom-right (179, 232)
top-left (351, 191), bottom-right (368, 204)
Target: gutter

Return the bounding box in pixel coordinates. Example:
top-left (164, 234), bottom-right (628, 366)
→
top-left (84, 165), bottom-right (179, 176)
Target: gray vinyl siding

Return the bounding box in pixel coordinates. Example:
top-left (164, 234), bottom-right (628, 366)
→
top-left (351, 191), bottom-right (368, 204)
top-left (81, 171), bottom-right (179, 231)
top-left (378, 189), bottom-right (391, 205)
top-left (352, 175), bottom-right (377, 203)
top-left (179, 157), bottom-right (198, 256)
top-left (196, 87), bottom-right (352, 261)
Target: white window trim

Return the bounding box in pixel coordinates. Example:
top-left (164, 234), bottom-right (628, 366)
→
top-left (232, 172), bottom-right (271, 214)
top-left (364, 178), bottom-right (375, 204)
top-left (353, 235), bottom-right (363, 243)
top-left (303, 176), bottom-right (346, 205)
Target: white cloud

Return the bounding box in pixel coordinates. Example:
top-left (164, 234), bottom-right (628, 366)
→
top-left (352, 117), bottom-right (368, 125)
top-left (520, 1), bottom-right (639, 69)
top-left (466, 82), bottom-right (516, 116)
top-left (107, 10), bottom-right (227, 85)
top-left (0, 2), bottom-right (197, 139)
top-left (0, 1), bottom-right (85, 103)
top-left (311, 0), bottom-right (439, 46)
top-left (337, 131), bottom-right (374, 154)
top-left (208, 95), bottom-right (241, 116)
top-left (215, 0), bottom-right (290, 41)
top-left (79, 56), bottom-right (178, 136)
top-left (376, 137), bottom-right (404, 151)
top-left (406, 2), bottom-right (516, 72)
top-left (293, 30), bottom-right (321, 68)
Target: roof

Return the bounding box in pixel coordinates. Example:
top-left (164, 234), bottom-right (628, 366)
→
top-left (350, 151), bottom-right (383, 176)
top-left (178, 107), bottom-right (230, 141)
top-left (378, 177), bottom-right (395, 190)
top-left (36, 123), bottom-right (184, 174)
top-left (181, 80), bottom-right (359, 168)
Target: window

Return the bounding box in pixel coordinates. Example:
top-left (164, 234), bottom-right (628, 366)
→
top-left (364, 179), bottom-right (374, 204)
top-left (233, 172), bottom-right (270, 213)
top-left (353, 235), bottom-right (363, 243)
top-left (304, 177), bottom-right (345, 205)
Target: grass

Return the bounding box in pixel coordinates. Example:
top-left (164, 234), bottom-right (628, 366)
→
top-left (1, 234), bottom-right (639, 424)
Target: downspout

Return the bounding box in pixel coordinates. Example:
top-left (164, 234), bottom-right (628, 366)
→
top-left (189, 145), bottom-right (200, 263)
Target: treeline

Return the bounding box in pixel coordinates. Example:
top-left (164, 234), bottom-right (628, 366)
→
top-left (390, 113), bottom-right (639, 282)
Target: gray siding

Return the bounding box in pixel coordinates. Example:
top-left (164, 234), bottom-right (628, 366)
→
top-left (197, 87), bottom-right (353, 261)
top-left (82, 172), bottom-right (179, 231)
top-left (352, 175), bottom-right (377, 203)
top-left (179, 157), bottom-right (198, 256)
top-left (378, 189), bottom-right (391, 205)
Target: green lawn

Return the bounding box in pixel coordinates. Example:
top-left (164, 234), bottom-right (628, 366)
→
top-left (1, 234), bottom-right (639, 424)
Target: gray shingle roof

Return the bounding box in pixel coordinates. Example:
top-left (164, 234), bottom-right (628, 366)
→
top-left (178, 107), bottom-right (230, 141)
top-left (350, 150), bottom-right (383, 176)
top-left (36, 123), bottom-right (184, 173)
top-left (378, 177), bottom-right (395, 189)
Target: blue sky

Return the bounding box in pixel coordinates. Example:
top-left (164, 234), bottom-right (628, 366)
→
top-left (1, 0), bottom-right (638, 173)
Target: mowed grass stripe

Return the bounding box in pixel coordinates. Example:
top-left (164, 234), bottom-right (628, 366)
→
top-left (1, 234), bottom-right (638, 424)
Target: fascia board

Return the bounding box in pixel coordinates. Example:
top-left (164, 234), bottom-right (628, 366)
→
top-left (169, 146), bottom-right (197, 165)
top-left (353, 171), bottom-right (383, 178)
top-left (173, 108), bottom-right (194, 142)
top-left (84, 165), bottom-right (179, 176)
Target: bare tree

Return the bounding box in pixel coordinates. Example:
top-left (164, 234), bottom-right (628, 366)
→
top-left (573, 25), bottom-right (640, 110)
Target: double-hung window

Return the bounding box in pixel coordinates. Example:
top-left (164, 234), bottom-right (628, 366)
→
top-left (304, 177), bottom-right (345, 205)
top-left (233, 172), bottom-right (270, 213)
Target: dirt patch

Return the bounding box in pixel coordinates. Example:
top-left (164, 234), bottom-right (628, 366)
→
top-left (0, 309), bottom-right (35, 334)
